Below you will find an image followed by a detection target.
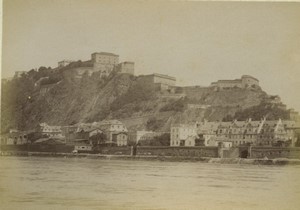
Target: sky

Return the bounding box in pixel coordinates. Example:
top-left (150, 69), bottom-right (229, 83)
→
top-left (1, 0), bottom-right (300, 111)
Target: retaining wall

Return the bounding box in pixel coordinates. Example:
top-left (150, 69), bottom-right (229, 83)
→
top-left (251, 147), bottom-right (300, 159)
top-left (136, 146), bottom-right (219, 157)
top-left (0, 144), bottom-right (74, 153)
top-left (2, 144), bottom-right (300, 159)
top-left (96, 146), bottom-right (132, 155)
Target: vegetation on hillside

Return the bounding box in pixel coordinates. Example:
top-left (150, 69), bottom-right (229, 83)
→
top-left (1, 67), bottom-right (133, 133)
top-left (1, 65), bottom-right (294, 135)
top-left (222, 102), bottom-right (290, 121)
top-left (90, 133), bottom-right (106, 146)
top-left (146, 117), bottom-right (165, 131)
top-left (159, 97), bottom-right (187, 112)
top-left (110, 82), bottom-right (155, 111)
top-left (1, 73), bottom-right (37, 133)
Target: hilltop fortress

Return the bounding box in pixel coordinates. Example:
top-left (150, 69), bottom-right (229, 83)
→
top-left (58, 52), bottom-right (135, 79)
top-left (57, 52), bottom-right (178, 92)
top-left (210, 75), bottom-right (259, 90)
top-left (56, 52), bottom-right (261, 92)
top-left (12, 51), bottom-right (262, 93)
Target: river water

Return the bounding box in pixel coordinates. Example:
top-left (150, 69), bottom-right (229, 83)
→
top-left (0, 156), bottom-right (299, 210)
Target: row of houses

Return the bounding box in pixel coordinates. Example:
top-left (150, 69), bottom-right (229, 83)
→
top-left (3, 118), bottom-right (299, 149)
top-left (2, 119), bottom-right (172, 148)
top-left (2, 120), bottom-right (130, 147)
top-left (171, 118), bottom-right (300, 147)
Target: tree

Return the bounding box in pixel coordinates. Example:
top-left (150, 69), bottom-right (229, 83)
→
top-left (195, 135), bottom-right (205, 146)
top-left (27, 132), bottom-right (48, 143)
top-left (138, 133), bottom-right (170, 146)
top-left (90, 133), bottom-right (106, 146)
top-left (232, 102), bottom-right (290, 121)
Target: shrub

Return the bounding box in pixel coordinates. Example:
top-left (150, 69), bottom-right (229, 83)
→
top-left (233, 102), bottom-right (290, 121)
top-left (138, 133), bottom-right (170, 146)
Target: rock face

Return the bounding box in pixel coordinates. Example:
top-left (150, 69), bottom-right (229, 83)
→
top-left (1, 70), bottom-right (289, 133)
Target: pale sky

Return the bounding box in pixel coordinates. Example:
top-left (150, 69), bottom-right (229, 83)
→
top-left (2, 0), bottom-right (300, 111)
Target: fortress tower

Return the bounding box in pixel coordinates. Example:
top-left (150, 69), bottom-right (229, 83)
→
top-left (91, 52), bottom-right (119, 77)
top-left (241, 75), bottom-right (259, 88)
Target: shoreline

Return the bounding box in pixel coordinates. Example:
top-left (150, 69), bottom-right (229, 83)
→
top-left (1, 151), bottom-right (300, 165)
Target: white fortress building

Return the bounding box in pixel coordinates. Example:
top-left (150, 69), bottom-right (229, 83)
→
top-left (210, 75), bottom-right (259, 89)
top-left (91, 52), bottom-right (119, 77)
top-left (138, 73), bottom-right (176, 91)
top-left (58, 52), bottom-right (135, 78)
top-left (117, 61), bottom-right (135, 75)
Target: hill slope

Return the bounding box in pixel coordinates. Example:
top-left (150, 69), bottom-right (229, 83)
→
top-left (1, 70), bottom-right (291, 133)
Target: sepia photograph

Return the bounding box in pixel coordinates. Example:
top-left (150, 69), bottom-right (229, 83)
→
top-left (1, 0), bottom-right (300, 209)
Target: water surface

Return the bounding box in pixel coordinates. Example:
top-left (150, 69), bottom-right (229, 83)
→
top-left (0, 156), bottom-right (299, 210)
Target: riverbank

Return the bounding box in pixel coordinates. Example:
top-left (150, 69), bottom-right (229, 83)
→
top-left (1, 151), bottom-right (300, 165)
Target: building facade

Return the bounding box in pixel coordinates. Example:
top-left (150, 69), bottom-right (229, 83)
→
top-left (210, 75), bottom-right (259, 90)
top-left (118, 62), bottom-right (134, 75)
top-left (97, 120), bottom-right (128, 145)
top-left (57, 52), bottom-right (137, 79)
top-left (196, 120), bottom-right (219, 146)
top-left (138, 73), bottom-right (176, 91)
top-left (170, 123), bottom-right (197, 146)
top-left (174, 118), bottom-right (298, 147)
top-left (112, 132), bottom-right (128, 146)
top-left (36, 123), bottom-right (63, 138)
top-left (215, 118), bottom-right (297, 147)
top-left (91, 52), bottom-right (119, 77)
top-left (4, 130), bottom-right (29, 145)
